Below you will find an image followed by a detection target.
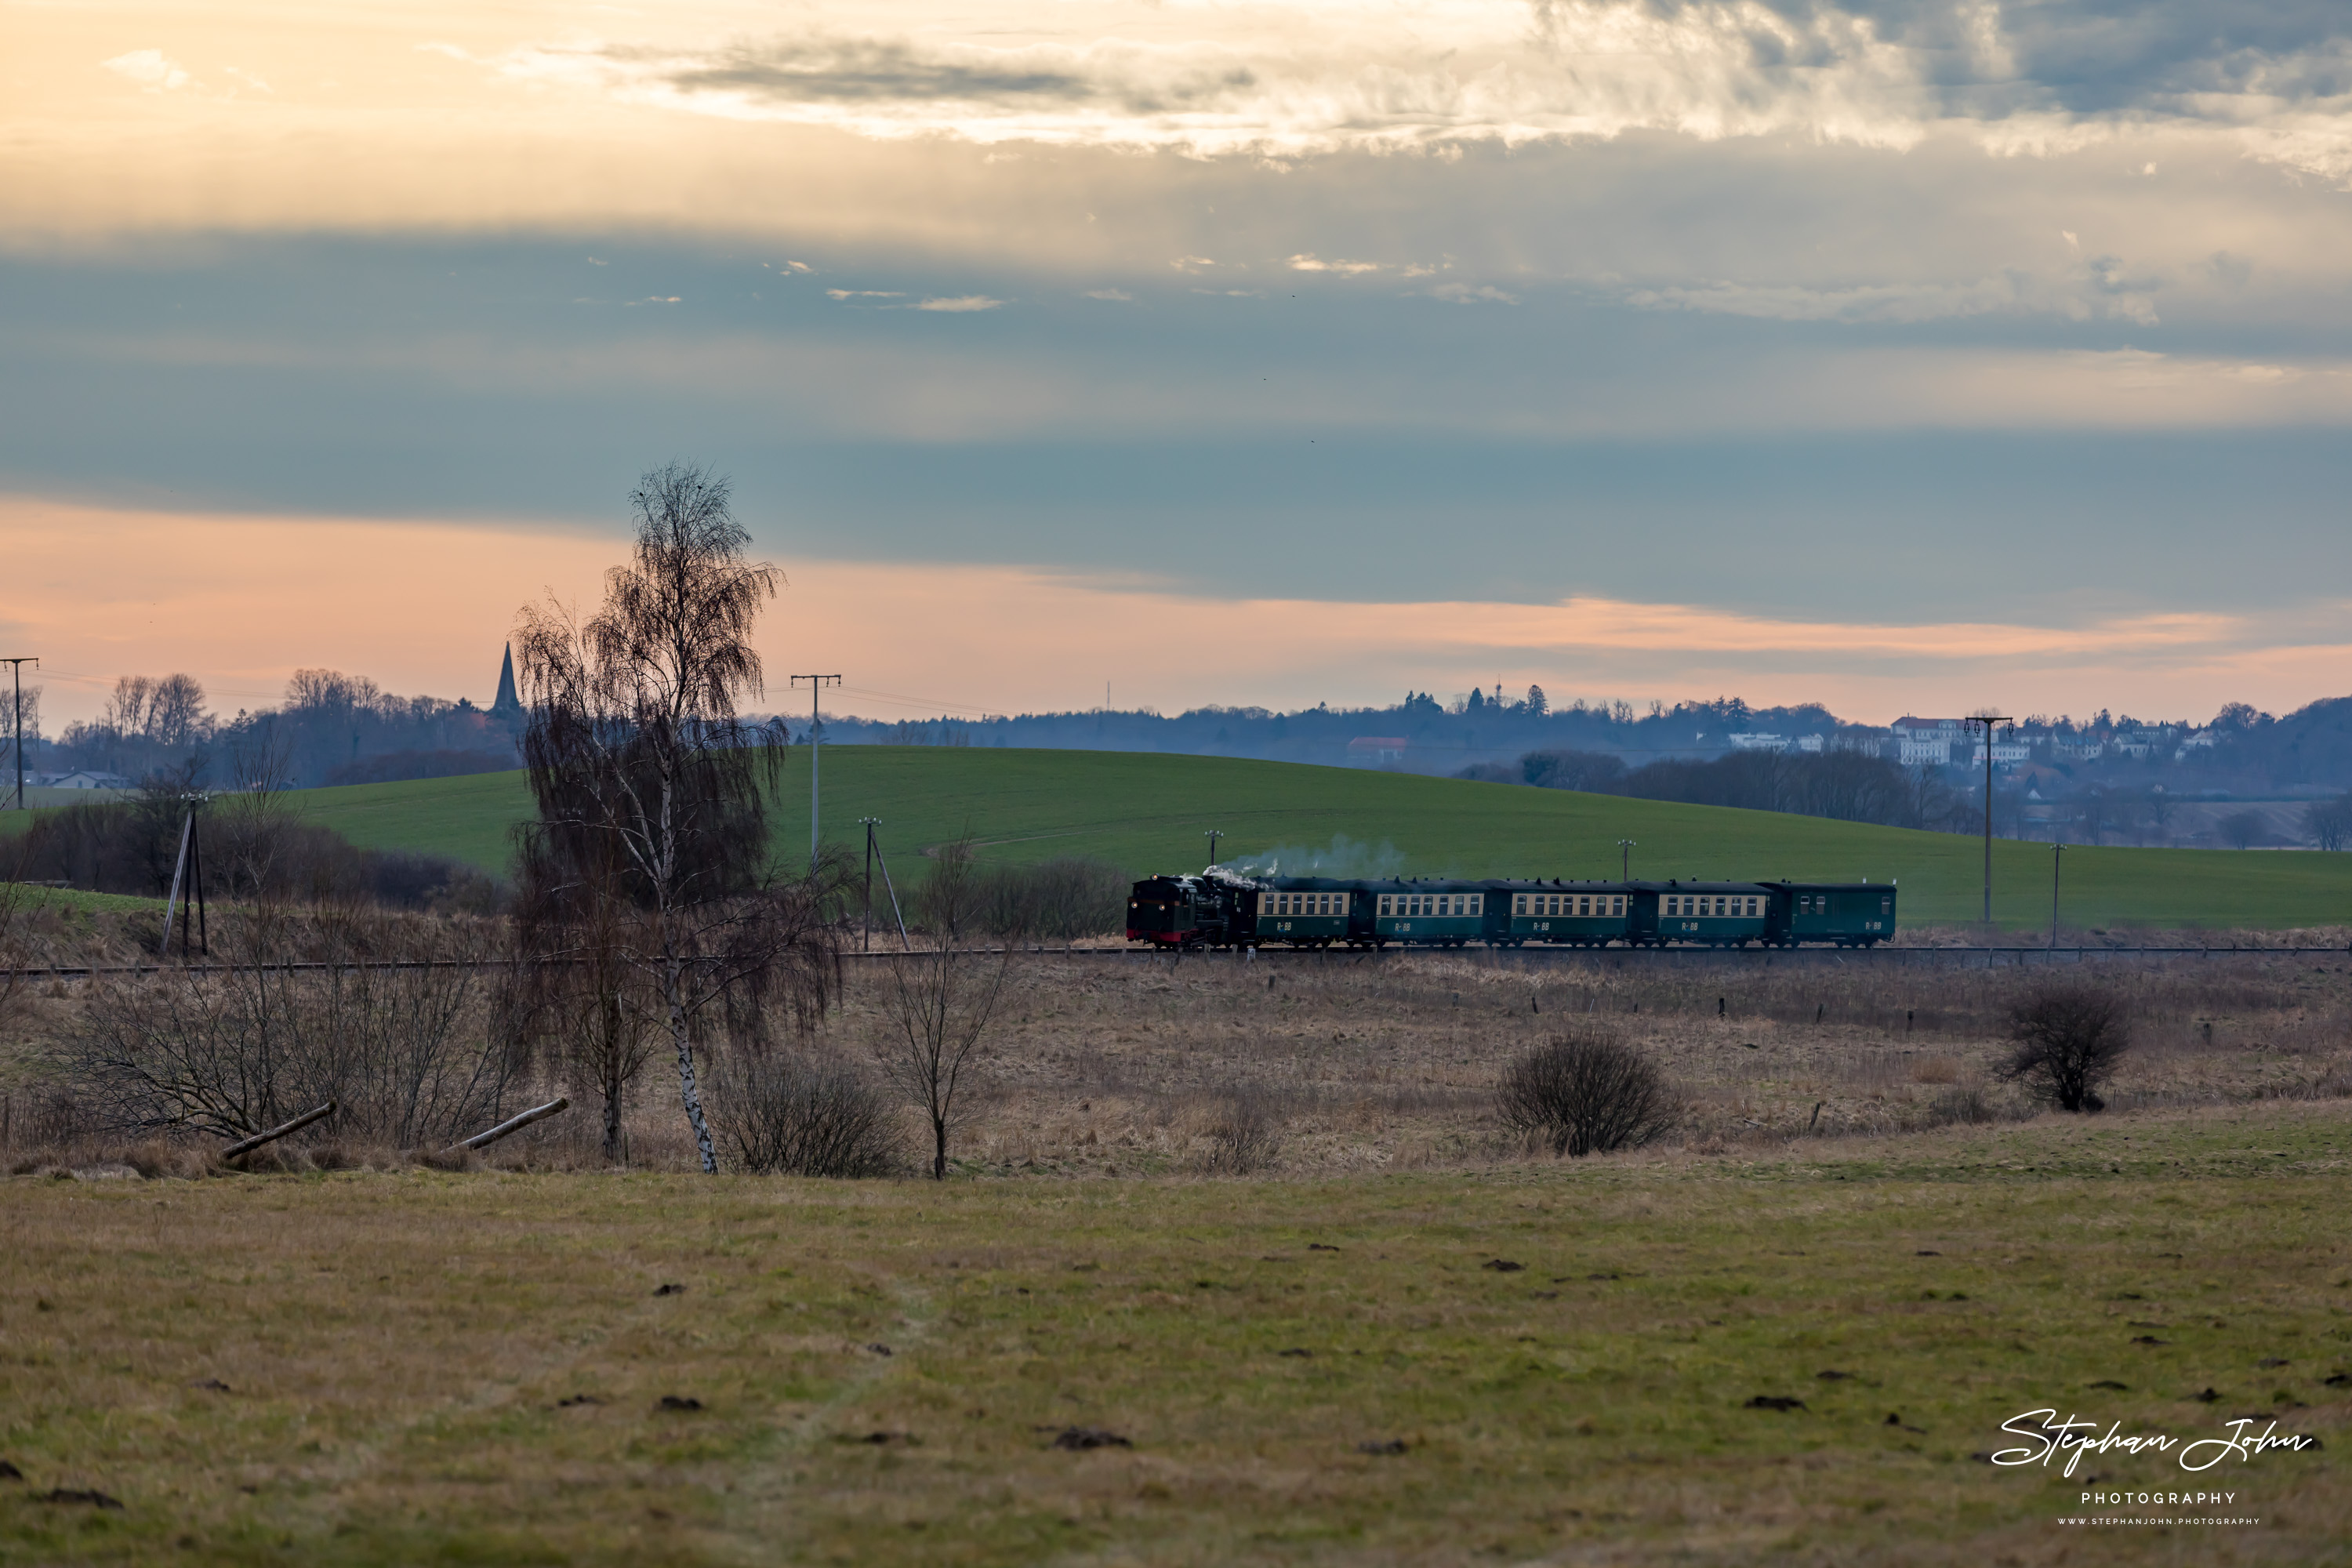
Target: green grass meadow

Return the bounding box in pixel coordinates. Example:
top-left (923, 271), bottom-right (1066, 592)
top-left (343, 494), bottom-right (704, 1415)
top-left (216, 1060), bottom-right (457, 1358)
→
top-left (269, 750), bottom-right (2352, 931)
top-left (3, 1101), bottom-right (2347, 1566)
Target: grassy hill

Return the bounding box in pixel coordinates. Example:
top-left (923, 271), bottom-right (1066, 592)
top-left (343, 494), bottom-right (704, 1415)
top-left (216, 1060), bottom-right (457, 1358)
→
top-left (267, 749), bottom-right (2352, 932)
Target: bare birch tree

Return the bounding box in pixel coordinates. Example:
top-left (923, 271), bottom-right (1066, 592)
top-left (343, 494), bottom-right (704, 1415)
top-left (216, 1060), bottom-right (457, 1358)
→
top-left (513, 463), bottom-right (837, 1172)
top-left (872, 941), bottom-right (1012, 1179)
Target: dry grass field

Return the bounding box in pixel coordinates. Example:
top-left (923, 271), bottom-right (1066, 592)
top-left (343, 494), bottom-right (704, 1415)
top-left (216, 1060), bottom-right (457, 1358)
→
top-left (4, 946), bottom-right (2350, 1563)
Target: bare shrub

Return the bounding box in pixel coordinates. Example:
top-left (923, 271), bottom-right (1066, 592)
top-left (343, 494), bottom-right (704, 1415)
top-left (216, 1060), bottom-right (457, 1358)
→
top-left (912, 839), bottom-right (983, 940)
top-left (1909, 1057), bottom-right (1962, 1085)
top-left (1998, 984), bottom-right (2132, 1112)
top-left (1195, 1084), bottom-right (1285, 1175)
top-left (713, 1051), bottom-right (902, 1178)
top-left (1497, 1031), bottom-right (1677, 1156)
top-left (67, 914), bottom-right (515, 1149)
top-left (974, 858), bottom-right (1131, 942)
top-left (1926, 1084), bottom-right (2004, 1125)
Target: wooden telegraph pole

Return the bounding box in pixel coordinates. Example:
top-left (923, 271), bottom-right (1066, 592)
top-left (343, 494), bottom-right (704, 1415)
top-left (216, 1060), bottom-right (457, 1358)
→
top-left (1, 657), bottom-right (35, 810)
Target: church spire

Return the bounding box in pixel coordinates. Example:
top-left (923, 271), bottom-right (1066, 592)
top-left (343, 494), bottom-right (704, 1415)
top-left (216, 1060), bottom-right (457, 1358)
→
top-left (492, 642), bottom-right (522, 718)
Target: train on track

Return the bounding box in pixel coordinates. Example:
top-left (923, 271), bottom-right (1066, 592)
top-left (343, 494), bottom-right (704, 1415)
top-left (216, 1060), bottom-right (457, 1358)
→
top-left (1127, 872), bottom-right (1896, 951)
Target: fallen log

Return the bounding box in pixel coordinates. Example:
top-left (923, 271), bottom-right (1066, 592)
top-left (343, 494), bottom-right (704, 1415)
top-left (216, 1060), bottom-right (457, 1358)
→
top-left (223, 1101), bottom-right (337, 1161)
top-left (452, 1096), bottom-right (569, 1152)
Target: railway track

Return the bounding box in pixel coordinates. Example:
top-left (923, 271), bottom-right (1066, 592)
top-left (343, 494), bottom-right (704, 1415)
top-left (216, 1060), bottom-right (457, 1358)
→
top-left (4, 941), bottom-right (2344, 980)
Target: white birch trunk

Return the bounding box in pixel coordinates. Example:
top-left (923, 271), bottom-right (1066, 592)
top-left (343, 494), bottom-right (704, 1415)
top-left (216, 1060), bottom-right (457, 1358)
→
top-left (666, 948), bottom-right (717, 1174)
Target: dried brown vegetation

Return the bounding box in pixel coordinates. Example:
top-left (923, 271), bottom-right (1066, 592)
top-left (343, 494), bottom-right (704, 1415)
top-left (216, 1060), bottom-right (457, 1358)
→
top-left (5, 938), bottom-right (2352, 1179)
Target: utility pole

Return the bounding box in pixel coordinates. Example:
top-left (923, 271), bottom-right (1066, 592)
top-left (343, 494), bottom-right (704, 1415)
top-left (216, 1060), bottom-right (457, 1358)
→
top-left (1204, 829), bottom-right (1223, 869)
top-left (2050, 842), bottom-right (2065, 956)
top-left (789, 673), bottom-right (840, 873)
top-left (1617, 839), bottom-right (1635, 880)
top-left (2, 656), bottom-right (35, 809)
top-left (1967, 710), bottom-right (2013, 924)
top-left (859, 817), bottom-right (881, 953)
top-left (157, 792), bottom-right (209, 959)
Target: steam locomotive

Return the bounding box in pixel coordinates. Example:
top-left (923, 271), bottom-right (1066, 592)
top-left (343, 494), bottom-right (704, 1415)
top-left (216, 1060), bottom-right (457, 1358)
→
top-left (1126, 873), bottom-right (1895, 950)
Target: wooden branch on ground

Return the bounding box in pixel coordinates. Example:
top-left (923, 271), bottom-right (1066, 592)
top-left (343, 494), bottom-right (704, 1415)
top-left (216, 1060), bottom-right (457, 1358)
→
top-left (223, 1101), bottom-right (337, 1160)
top-left (453, 1096), bottom-right (569, 1152)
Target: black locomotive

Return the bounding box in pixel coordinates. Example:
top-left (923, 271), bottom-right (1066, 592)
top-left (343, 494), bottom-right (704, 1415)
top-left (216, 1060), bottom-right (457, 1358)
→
top-left (1127, 871), bottom-right (1894, 950)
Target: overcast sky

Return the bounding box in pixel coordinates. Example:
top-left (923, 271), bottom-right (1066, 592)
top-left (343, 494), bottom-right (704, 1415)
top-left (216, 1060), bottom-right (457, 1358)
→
top-left (6, 0), bottom-right (2351, 727)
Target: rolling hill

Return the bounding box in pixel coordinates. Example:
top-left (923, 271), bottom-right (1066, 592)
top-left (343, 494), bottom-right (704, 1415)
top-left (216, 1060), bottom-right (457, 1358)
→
top-left (271, 749), bottom-right (2352, 932)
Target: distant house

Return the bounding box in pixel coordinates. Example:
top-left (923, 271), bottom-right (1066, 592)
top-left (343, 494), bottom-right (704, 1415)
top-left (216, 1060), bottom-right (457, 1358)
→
top-left (39, 770), bottom-right (132, 790)
top-left (1889, 717), bottom-right (1967, 767)
top-left (1726, 732), bottom-right (1787, 753)
top-left (1889, 717), bottom-right (2027, 770)
top-left (1347, 737), bottom-right (1408, 766)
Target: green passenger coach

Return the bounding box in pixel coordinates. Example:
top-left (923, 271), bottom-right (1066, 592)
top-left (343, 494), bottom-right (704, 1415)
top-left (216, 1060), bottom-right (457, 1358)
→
top-left (1367, 880), bottom-right (1488, 947)
top-left (1250, 878), bottom-right (1356, 948)
top-left (1629, 881), bottom-right (1773, 947)
top-left (1501, 880), bottom-right (1630, 946)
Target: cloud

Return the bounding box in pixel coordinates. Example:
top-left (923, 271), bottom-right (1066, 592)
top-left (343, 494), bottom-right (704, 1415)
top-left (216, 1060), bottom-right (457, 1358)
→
top-left (826, 289), bottom-right (906, 299)
top-left (456, 2), bottom-right (2352, 176)
top-left (1624, 262), bottom-right (2168, 325)
top-left (1289, 253), bottom-right (1379, 274)
top-left (103, 49), bottom-right (191, 91)
top-left (914, 295), bottom-right (1004, 311)
top-left (1428, 282), bottom-right (1518, 305)
top-left (1083, 288), bottom-right (1133, 301)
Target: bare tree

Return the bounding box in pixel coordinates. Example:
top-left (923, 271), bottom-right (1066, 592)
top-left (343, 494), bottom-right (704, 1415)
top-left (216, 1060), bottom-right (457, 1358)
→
top-left (2304, 795), bottom-right (2352, 853)
top-left (209, 724), bottom-right (300, 900)
top-left (871, 942), bottom-right (1012, 1179)
top-left (1996, 984), bottom-right (2131, 1113)
top-left (514, 462), bottom-right (837, 1174)
top-left (2217, 809), bottom-right (2267, 851)
top-left (1497, 1031), bottom-right (1677, 1156)
top-left (144, 674), bottom-right (212, 750)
